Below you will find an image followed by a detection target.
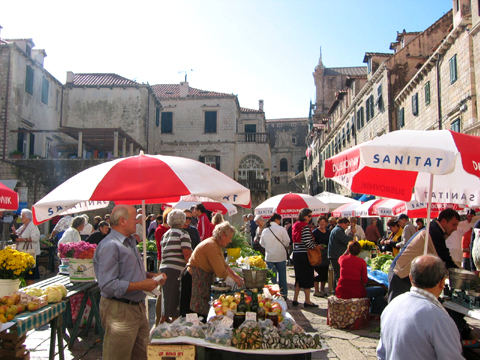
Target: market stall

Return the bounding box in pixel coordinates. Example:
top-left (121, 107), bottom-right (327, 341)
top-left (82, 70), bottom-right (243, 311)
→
top-left (150, 286), bottom-right (322, 359)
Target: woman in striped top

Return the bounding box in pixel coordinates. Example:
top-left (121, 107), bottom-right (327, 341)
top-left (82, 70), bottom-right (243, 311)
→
top-left (291, 208), bottom-right (318, 308)
top-left (159, 209), bottom-right (192, 322)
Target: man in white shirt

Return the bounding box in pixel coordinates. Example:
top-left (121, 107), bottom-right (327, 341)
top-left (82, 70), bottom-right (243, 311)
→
top-left (345, 217), bottom-right (365, 239)
top-left (447, 211), bottom-right (480, 267)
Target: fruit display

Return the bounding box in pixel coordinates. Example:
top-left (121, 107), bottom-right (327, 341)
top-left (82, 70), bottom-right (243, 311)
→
top-left (211, 290), bottom-right (284, 321)
top-left (23, 284), bottom-right (67, 303)
top-left (231, 320), bottom-right (262, 349)
top-left (0, 291), bottom-right (48, 323)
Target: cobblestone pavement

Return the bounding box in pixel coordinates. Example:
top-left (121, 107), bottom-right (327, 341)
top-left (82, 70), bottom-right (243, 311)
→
top-left (24, 266), bottom-right (384, 359)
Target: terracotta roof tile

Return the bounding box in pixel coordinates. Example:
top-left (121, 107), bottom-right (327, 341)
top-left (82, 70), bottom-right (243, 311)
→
top-left (324, 66), bottom-right (367, 76)
top-left (151, 84), bottom-right (234, 99)
top-left (240, 107), bottom-right (263, 113)
top-left (72, 73), bottom-right (139, 87)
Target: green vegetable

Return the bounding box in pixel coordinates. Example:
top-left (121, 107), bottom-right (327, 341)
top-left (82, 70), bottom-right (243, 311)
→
top-left (381, 259), bottom-right (393, 273)
top-left (228, 229), bottom-right (249, 249)
top-left (370, 254), bottom-right (394, 271)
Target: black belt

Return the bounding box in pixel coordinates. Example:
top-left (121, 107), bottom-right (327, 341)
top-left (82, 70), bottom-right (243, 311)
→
top-left (109, 297), bottom-right (142, 305)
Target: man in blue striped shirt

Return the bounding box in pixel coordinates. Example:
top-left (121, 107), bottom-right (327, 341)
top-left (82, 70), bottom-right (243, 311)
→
top-left (94, 205), bottom-right (167, 360)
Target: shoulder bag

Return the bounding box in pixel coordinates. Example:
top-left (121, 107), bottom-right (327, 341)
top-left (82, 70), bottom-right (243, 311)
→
top-left (269, 227), bottom-right (289, 259)
top-left (307, 245), bottom-right (323, 267)
top-left (17, 225), bottom-right (37, 261)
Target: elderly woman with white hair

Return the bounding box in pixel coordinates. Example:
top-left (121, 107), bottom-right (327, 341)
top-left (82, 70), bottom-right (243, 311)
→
top-left (159, 209), bottom-right (193, 322)
top-left (187, 221), bottom-right (244, 318)
top-left (14, 208), bottom-right (41, 282)
top-left (58, 216), bottom-right (85, 245)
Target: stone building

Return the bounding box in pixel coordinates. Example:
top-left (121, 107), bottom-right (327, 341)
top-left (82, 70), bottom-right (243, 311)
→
top-left (395, 0), bottom-right (479, 136)
top-left (0, 28), bottom-right (272, 213)
top-left (304, 9), bottom-right (453, 196)
top-left (62, 72), bottom-right (159, 157)
top-left (151, 82), bottom-right (271, 207)
top-left (266, 117), bottom-right (308, 195)
top-left (0, 33), bottom-right (65, 160)
top-left (312, 51), bottom-right (367, 122)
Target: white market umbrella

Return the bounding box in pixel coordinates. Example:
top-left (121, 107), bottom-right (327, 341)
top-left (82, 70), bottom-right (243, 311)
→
top-left (315, 191), bottom-right (357, 210)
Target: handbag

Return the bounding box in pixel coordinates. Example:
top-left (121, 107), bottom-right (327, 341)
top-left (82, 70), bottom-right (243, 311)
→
top-left (16, 225), bottom-right (36, 262)
top-left (20, 241), bottom-right (36, 262)
top-left (269, 227), bottom-right (289, 259)
top-left (307, 245), bottom-right (323, 266)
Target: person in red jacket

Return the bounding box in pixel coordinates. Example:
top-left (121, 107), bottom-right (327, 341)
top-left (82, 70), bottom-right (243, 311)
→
top-left (336, 241), bottom-right (386, 314)
top-left (155, 208), bottom-right (172, 262)
top-left (194, 204), bottom-right (214, 241)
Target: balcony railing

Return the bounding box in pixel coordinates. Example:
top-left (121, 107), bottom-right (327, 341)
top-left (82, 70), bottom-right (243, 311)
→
top-left (238, 179), bottom-right (269, 192)
top-left (236, 133), bottom-right (268, 143)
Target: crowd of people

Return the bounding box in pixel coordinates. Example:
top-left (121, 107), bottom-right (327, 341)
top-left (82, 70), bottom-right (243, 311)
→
top-left (9, 199), bottom-right (480, 359)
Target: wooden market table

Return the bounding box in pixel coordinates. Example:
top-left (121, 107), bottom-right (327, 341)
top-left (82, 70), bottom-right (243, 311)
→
top-left (25, 274), bottom-right (103, 349)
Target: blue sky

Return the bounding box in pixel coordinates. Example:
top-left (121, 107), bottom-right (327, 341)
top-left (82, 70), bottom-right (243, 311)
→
top-left (1, 0), bottom-right (452, 118)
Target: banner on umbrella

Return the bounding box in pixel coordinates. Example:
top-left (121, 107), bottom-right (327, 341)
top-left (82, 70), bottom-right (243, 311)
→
top-left (33, 201), bottom-right (110, 224)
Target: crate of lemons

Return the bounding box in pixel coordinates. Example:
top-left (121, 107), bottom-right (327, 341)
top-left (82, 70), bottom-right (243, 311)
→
top-left (0, 284), bottom-right (67, 323)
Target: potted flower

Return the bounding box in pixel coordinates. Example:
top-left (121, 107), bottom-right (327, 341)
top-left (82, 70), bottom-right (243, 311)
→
top-left (357, 240), bottom-right (377, 261)
top-left (226, 230), bottom-right (249, 262)
top-left (58, 241), bottom-right (96, 282)
top-left (9, 150), bottom-right (24, 159)
top-left (0, 247), bottom-right (35, 296)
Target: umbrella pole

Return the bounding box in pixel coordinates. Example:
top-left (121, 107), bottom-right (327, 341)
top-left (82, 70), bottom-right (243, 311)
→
top-left (142, 200), bottom-right (147, 269)
top-left (423, 174), bottom-right (434, 255)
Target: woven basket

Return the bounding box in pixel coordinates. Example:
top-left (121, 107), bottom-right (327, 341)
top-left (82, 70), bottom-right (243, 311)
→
top-left (242, 269), bottom-right (267, 289)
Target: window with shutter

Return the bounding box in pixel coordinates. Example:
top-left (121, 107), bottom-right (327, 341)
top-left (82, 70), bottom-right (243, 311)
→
top-left (41, 77), bottom-right (49, 104)
top-left (451, 118), bottom-right (460, 132)
top-left (377, 85), bottom-right (383, 111)
top-left (424, 81), bottom-right (431, 105)
top-left (161, 112), bottom-right (173, 133)
top-left (155, 108), bottom-right (160, 127)
top-left (412, 93), bottom-right (419, 116)
top-left (280, 158), bottom-right (288, 172)
top-left (25, 66), bottom-right (34, 94)
top-left (397, 108), bottom-right (405, 129)
top-left (449, 55), bottom-right (457, 84)
top-left (204, 111), bottom-right (217, 133)
top-left (29, 133), bottom-right (35, 156)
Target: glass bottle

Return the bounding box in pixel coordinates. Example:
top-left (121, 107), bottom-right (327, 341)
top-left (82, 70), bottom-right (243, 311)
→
top-left (250, 289), bottom-right (259, 314)
top-left (237, 290), bottom-right (247, 313)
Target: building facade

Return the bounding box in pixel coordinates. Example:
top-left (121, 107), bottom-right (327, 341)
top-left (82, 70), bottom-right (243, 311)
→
top-left (266, 117), bottom-right (308, 195)
top-left (151, 82), bottom-right (271, 207)
top-left (304, 9), bottom-right (453, 196)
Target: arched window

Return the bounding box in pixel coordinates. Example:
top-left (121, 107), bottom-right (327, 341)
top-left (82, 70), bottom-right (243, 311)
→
top-left (238, 155), bottom-right (265, 180)
top-left (280, 158), bottom-right (288, 172)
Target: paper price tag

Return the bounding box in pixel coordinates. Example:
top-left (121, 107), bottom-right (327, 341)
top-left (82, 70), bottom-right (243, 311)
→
top-left (186, 313), bottom-right (199, 324)
top-left (220, 316), bottom-right (233, 328)
top-left (245, 312), bottom-right (257, 322)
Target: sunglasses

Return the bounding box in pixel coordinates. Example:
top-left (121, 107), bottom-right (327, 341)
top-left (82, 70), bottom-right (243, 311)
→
top-left (186, 217), bottom-right (192, 220)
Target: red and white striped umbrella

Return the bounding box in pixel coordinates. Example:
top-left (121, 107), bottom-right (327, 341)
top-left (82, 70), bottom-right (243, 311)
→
top-left (0, 182), bottom-right (19, 211)
top-left (325, 130), bottom-right (480, 253)
top-left (325, 130), bottom-right (480, 206)
top-left (166, 200), bottom-right (237, 216)
top-left (331, 201), bottom-right (361, 217)
top-left (32, 152), bottom-right (250, 224)
top-left (255, 193), bottom-right (328, 218)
